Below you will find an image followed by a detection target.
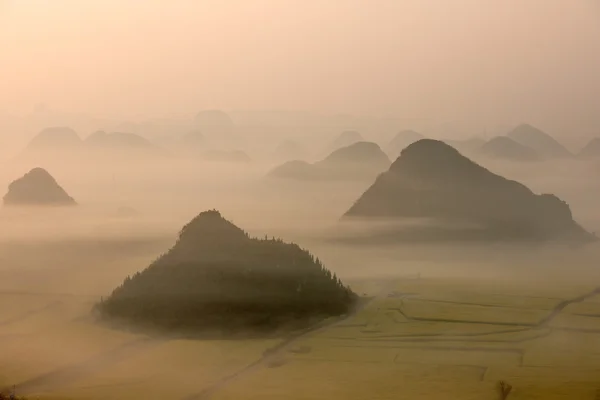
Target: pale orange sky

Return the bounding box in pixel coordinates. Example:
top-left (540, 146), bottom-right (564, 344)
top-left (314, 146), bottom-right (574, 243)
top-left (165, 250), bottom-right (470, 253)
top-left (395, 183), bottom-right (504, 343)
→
top-left (1, 0), bottom-right (599, 129)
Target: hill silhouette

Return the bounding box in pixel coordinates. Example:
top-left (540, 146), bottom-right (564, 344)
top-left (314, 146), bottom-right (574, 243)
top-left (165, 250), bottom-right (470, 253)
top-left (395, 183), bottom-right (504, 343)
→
top-left (26, 127), bottom-right (82, 151)
top-left (97, 210), bottom-right (356, 334)
top-left (194, 110), bottom-right (236, 141)
top-left (578, 138), bottom-right (600, 159)
top-left (507, 124), bottom-right (571, 158)
top-left (442, 137), bottom-right (486, 155)
top-left (269, 160), bottom-right (314, 179)
top-left (387, 130), bottom-right (425, 157)
top-left (329, 130), bottom-right (364, 150)
top-left (479, 136), bottom-right (540, 162)
top-left (84, 131), bottom-right (166, 159)
top-left (343, 139), bottom-right (593, 243)
top-left (3, 168), bottom-right (76, 207)
top-left (194, 110), bottom-right (234, 130)
top-left (85, 131), bottom-right (154, 149)
top-left (269, 142), bottom-right (390, 181)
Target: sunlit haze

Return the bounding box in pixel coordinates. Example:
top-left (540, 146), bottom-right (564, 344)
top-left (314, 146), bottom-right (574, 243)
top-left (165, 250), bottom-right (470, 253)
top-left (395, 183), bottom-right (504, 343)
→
top-left (3, 2), bottom-right (600, 399)
top-left (1, 0), bottom-right (599, 134)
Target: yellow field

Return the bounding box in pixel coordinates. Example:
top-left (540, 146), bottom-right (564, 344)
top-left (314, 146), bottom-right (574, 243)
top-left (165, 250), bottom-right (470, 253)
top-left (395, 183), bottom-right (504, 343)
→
top-left (2, 239), bottom-right (600, 399)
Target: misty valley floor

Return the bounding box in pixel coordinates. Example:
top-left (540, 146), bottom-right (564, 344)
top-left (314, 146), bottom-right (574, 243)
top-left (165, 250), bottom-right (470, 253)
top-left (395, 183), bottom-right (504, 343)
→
top-left (2, 239), bottom-right (600, 399)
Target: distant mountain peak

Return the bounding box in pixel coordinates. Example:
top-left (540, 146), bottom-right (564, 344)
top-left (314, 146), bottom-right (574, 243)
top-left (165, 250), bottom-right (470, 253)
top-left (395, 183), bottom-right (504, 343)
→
top-left (3, 167), bottom-right (76, 207)
top-left (507, 124), bottom-right (571, 158)
top-left (343, 140), bottom-right (592, 243)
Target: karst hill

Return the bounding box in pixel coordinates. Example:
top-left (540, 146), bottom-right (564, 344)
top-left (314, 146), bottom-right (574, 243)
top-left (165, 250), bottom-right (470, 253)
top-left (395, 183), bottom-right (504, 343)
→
top-left (387, 130), bottom-right (425, 158)
top-left (507, 124), bottom-right (571, 159)
top-left (26, 127), bottom-right (82, 151)
top-left (194, 110), bottom-right (237, 144)
top-left (344, 139), bottom-right (593, 242)
top-left (269, 141), bottom-right (390, 181)
top-left (578, 138), bottom-right (600, 159)
top-left (84, 131), bottom-right (167, 158)
top-left (20, 127), bottom-right (83, 163)
top-left (3, 168), bottom-right (76, 207)
top-left (479, 136), bottom-right (540, 162)
top-left (194, 110), bottom-right (235, 131)
top-left (85, 131), bottom-right (153, 149)
top-left (97, 210), bottom-right (356, 333)
top-left (329, 130), bottom-right (364, 151)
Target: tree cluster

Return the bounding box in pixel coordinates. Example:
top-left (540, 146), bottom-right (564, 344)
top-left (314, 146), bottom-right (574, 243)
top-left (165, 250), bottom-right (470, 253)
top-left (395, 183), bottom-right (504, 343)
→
top-left (97, 210), bottom-right (357, 333)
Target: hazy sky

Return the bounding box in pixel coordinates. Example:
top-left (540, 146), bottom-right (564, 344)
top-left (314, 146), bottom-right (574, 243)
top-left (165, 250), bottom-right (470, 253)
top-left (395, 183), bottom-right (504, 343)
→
top-left (1, 0), bottom-right (599, 129)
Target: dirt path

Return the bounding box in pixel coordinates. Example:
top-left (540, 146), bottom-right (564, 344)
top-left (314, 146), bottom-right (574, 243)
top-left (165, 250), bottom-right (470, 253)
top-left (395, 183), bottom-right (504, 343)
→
top-left (538, 287), bottom-right (600, 327)
top-left (182, 279), bottom-right (399, 400)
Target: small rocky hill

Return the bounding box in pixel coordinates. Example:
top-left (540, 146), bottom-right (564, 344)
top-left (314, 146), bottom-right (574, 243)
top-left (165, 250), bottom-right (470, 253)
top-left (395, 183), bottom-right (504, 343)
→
top-left (268, 160), bottom-right (315, 180)
top-left (3, 168), bottom-right (76, 206)
top-left (26, 127), bottom-right (82, 151)
top-left (387, 130), bottom-right (425, 158)
top-left (195, 110), bottom-right (235, 130)
top-left (84, 131), bottom-right (166, 158)
top-left (479, 136), bottom-right (540, 162)
top-left (268, 142), bottom-right (390, 181)
top-left (194, 110), bottom-right (236, 142)
top-left (578, 138), bottom-right (600, 159)
top-left (97, 210), bottom-right (356, 333)
top-left (318, 141), bottom-right (390, 168)
top-left (343, 139), bottom-right (593, 242)
top-left (507, 124), bottom-right (571, 159)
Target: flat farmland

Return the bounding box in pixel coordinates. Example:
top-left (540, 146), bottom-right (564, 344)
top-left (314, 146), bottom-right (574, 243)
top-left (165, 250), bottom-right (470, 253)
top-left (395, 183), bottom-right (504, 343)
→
top-left (2, 238), bottom-right (600, 399)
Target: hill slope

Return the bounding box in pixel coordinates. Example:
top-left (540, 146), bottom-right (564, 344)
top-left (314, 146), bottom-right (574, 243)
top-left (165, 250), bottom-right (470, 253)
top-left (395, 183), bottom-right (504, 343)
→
top-left (387, 130), bottom-right (425, 157)
top-left (269, 142), bottom-right (390, 181)
top-left (97, 210), bottom-right (356, 333)
top-left (3, 168), bottom-right (76, 206)
top-left (329, 130), bottom-right (364, 151)
top-left (480, 136), bottom-right (539, 162)
top-left (344, 139), bottom-right (592, 242)
top-left (578, 137), bottom-right (600, 159)
top-left (26, 127), bottom-right (82, 151)
top-left (507, 124), bottom-right (571, 158)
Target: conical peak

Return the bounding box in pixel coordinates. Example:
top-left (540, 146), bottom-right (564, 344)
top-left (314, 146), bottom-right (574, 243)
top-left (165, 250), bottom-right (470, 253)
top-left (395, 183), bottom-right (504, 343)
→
top-left (333, 141), bottom-right (383, 155)
top-left (28, 127), bottom-right (81, 148)
top-left (21, 167), bottom-right (56, 182)
top-left (38, 126), bottom-right (79, 137)
top-left (392, 139), bottom-right (464, 167)
top-left (388, 139), bottom-right (493, 184)
top-left (509, 123), bottom-right (547, 138)
top-left (4, 167), bottom-right (75, 206)
top-left (177, 210), bottom-right (247, 245)
top-left (322, 141), bottom-right (389, 164)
